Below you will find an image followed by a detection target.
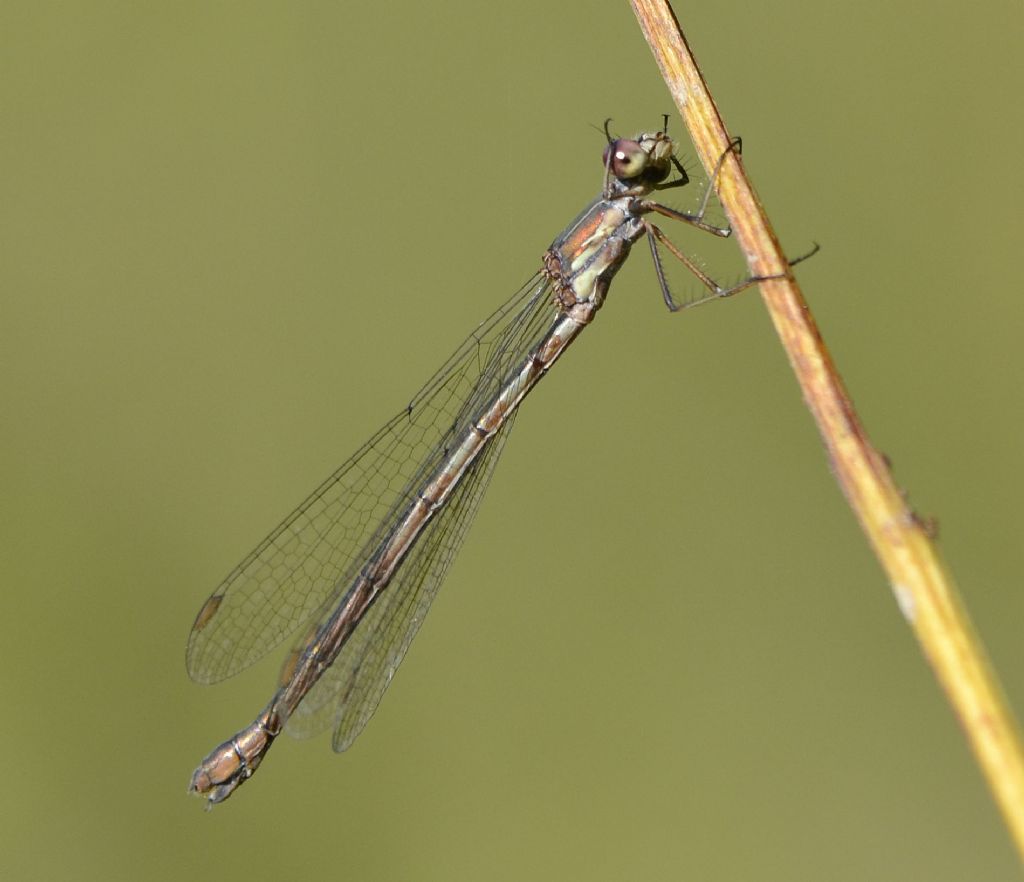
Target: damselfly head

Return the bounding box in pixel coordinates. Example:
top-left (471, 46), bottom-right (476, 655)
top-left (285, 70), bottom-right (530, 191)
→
top-left (602, 130), bottom-right (676, 188)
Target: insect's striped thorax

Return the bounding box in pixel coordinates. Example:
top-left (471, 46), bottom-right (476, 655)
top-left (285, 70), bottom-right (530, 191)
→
top-left (544, 195), bottom-right (647, 313)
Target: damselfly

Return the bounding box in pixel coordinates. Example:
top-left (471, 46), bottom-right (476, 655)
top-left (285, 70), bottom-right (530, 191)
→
top-left (187, 120), bottom-right (803, 805)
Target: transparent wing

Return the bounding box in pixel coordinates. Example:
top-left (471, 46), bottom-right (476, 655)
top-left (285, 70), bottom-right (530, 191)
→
top-left (282, 270), bottom-right (563, 747)
top-left (186, 273), bottom-right (556, 685)
top-left (283, 416), bottom-right (514, 746)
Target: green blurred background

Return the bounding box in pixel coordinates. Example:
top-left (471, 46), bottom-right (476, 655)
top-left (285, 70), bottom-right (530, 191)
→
top-left (3, 1), bottom-right (1023, 879)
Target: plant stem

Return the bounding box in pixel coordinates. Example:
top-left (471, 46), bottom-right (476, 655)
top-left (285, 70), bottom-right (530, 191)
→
top-left (631, 0), bottom-right (1024, 860)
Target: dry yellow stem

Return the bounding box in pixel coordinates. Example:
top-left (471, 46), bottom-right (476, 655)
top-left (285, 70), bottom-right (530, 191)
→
top-left (631, 0), bottom-right (1024, 860)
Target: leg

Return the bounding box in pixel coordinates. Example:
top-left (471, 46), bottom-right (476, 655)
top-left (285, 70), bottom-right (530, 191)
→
top-left (652, 154), bottom-right (690, 193)
top-left (648, 224), bottom-right (820, 311)
top-left (643, 136), bottom-right (743, 238)
top-left (646, 222), bottom-right (721, 312)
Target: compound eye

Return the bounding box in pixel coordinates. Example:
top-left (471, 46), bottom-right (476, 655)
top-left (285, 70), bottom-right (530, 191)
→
top-left (602, 139), bottom-right (648, 180)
